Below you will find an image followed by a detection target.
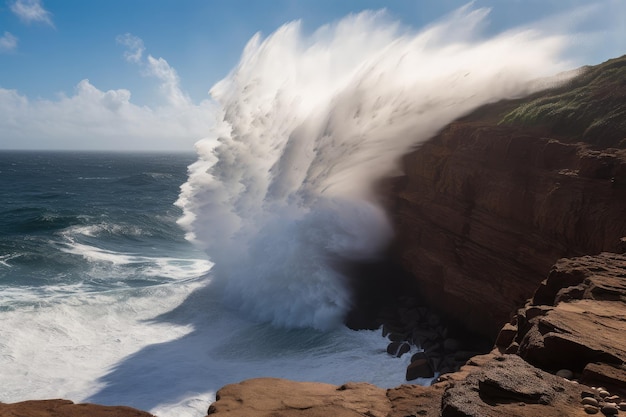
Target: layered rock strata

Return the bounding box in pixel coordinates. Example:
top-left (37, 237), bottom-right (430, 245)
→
top-left (389, 55), bottom-right (626, 337)
top-left (496, 252), bottom-right (626, 397)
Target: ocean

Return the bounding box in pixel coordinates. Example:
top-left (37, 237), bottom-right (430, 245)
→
top-left (0, 7), bottom-right (574, 417)
top-left (0, 151), bottom-right (415, 417)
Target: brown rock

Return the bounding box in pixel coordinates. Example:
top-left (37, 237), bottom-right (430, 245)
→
top-left (581, 362), bottom-right (626, 398)
top-left (440, 354), bottom-right (585, 417)
top-left (206, 378), bottom-right (391, 417)
top-left (584, 404), bottom-right (600, 414)
top-left (0, 400), bottom-right (153, 417)
top-left (386, 384), bottom-right (444, 417)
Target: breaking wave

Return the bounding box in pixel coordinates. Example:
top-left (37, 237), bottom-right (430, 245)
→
top-left (176, 6), bottom-right (573, 330)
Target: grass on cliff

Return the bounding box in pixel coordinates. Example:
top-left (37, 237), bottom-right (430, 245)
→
top-left (499, 55), bottom-right (626, 148)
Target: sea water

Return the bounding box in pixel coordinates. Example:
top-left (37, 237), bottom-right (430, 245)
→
top-left (0, 151), bottom-right (417, 416)
top-left (0, 6), bottom-right (576, 417)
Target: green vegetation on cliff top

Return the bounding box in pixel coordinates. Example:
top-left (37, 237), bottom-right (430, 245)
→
top-left (500, 55), bottom-right (626, 148)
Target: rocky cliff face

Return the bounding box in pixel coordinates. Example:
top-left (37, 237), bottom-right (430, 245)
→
top-left (389, 55), bottom-right (626, 337)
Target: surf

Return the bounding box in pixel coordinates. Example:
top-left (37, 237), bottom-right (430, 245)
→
top-left (176, 5), bottom-right (572, 330)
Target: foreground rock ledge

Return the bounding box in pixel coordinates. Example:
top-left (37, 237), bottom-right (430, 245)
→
top-left (0, 399), bottom-right (154, 417)
top-left (206, 354), bottom-right (586, 417)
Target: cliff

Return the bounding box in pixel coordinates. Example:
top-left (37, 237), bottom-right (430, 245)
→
top-left (389, 54), bottom-right (626, 337)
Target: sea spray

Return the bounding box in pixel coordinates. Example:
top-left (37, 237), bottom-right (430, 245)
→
top-left (176, 5), bottom-right (573, 329)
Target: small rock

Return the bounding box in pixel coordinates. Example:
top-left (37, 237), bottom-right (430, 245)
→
top-left (599, 390), bottom-right (610, 398)
top-left (606, 395), bottom-right (620, 402)
top-left (601, 403), bottom-right (619, 415)
top-left (406, 358), bottom-right (434, 380)
top-left (582, 390), bottom-right (597, 399)
top-left (410, 351), bottom-right (428, 362)
top-left (556, 369), bottom-right (574, 379)
top-left (584, 404), bottom-right (600, 414)
top-left (582, 397), bottom-right (599, 407)
top-left (618, 402), bottom-right (626, 410)
top-left (387, 341), bottom-right (410, 357)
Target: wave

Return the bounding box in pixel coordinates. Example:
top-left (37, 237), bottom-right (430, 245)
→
top-left (59, 239), bottom-right (212, 281)
top-left (176, 6), bottom-right (574, 330)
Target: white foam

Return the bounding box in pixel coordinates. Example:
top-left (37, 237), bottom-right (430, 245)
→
top-left (0, 279), bottom-right (204, 404)
top-left (176, 5), bottom-right (573, 329)
top-left (58, 240), bottom-right (212, 280)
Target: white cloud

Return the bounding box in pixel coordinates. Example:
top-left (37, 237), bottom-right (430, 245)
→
top-left (116, 33), bottom-right (145, 63)
top-left (0, 80), bottom-right (216, 151)
top-left (10, 0), bottom-right (53, 26)
top-left (0, 31), bottom-right (18, 52)
top-left (118, 33), bottom-right (192, 107)
top-left (146, 55), bottom-right (191, 107)
top-left (0, 32), bottom-right (213, 150)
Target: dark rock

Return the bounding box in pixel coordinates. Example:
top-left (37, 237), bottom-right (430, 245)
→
top-left (387, 341), bottom-right (411, 357)
top-left (443, 338), bottom-right (459, 352)
top-left (406, 358), bottom-right (434, 380)
top-left (495, 322), bottom-right (517, 350)
top-left (410, 351), bottom-right (428, 363)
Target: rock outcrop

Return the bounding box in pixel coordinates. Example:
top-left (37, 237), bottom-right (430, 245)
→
top-left (496, 252), bottom-right (626, 397)
top-left (0, 399), bottom-right (154, 417)
top-left (388, 55), bottom-right (626, 337)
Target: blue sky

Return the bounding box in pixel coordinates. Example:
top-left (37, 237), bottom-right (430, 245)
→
top-left (0, 0), bottom-right (624, 151)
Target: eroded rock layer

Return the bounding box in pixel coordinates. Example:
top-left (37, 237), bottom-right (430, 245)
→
top-left (389, 55), bottom-right (626, 337)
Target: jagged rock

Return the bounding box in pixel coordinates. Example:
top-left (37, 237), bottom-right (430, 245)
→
top-left (440, 354), bottom-right (584, 417)
top-left (495, 322), bottom-right (517, 349)
top-left (513, 254), bottom-right (626, 376)
top-left (0, 400), bottom-right (154, 417)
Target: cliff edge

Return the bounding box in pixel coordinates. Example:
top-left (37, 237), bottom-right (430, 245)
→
top-left (389, 54), bottom-right (626, 337)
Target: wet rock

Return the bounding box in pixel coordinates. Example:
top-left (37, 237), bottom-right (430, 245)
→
top-left (387, 341), bottom-right (410, 357)
top-left (406, 358), bottom-right (434, 380)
